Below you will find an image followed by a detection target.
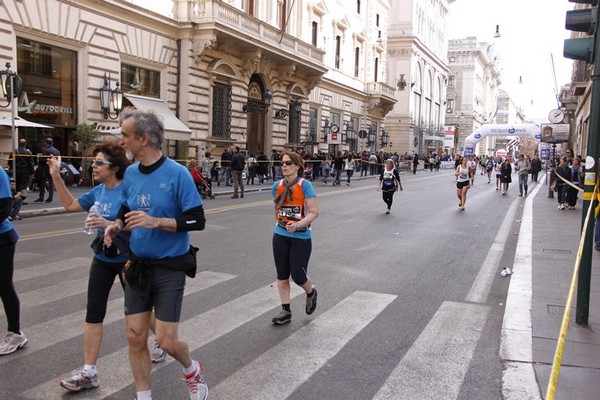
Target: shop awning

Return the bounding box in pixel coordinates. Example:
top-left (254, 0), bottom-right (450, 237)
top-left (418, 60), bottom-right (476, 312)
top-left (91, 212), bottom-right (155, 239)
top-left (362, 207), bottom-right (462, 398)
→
top-left (124, 94), bottom-right (191, 141)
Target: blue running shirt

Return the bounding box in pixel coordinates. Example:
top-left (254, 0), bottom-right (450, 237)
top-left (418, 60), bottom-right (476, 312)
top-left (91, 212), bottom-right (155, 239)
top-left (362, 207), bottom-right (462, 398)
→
top-left (121, 158), bottom-right (203, 259)
top-left (0, 169), bottom-right (17, 238)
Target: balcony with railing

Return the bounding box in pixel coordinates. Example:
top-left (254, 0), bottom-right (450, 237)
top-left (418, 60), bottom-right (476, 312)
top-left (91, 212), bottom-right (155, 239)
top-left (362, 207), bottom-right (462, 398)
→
top-left (365, 82), bottom-right (397, 114)
top-left (193, 1), bottom-right (326, 72)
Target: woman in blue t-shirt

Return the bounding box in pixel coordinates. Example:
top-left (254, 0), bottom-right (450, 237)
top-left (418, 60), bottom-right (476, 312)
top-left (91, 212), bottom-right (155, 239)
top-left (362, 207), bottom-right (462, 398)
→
top-left (0, 168), bottom-right (28, 356)
top-left (48, 143), bottom-right (165, 392)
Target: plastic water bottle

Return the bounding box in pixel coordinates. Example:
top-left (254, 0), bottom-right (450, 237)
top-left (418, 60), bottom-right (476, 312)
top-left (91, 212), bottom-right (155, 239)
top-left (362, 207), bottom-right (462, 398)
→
top-left (83, 202), bottom-right (100, 235)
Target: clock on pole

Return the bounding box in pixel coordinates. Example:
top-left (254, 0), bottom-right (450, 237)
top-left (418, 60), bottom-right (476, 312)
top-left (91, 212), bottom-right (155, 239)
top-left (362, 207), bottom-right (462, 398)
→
top-left (548, 109), bottom-right (565, 124)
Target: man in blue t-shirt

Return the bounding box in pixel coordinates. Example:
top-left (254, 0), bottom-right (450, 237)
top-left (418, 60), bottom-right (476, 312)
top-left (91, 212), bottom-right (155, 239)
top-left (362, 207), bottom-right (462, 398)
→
top-left (104, 109), bottom-right (208, 400)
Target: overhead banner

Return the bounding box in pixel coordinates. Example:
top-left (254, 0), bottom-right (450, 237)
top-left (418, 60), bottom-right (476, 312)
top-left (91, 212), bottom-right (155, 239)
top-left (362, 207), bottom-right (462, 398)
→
top-left (464, 124), bottom-right (541, 145)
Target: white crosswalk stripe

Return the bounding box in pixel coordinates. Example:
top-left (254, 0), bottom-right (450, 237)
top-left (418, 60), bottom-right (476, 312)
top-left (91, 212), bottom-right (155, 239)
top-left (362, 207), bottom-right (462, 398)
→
top-left (210, 291), bottom-right (397, 400)
top-left (373, 301), bottom-right (489, 400)
top-left (13, 257), bottom-right (89, 282)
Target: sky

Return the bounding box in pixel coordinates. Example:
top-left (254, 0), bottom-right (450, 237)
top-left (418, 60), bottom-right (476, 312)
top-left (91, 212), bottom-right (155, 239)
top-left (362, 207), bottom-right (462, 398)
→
top-left (130, 0), bottom-right (574, 123)
top-left (446, 0), bottom-right (574, 123)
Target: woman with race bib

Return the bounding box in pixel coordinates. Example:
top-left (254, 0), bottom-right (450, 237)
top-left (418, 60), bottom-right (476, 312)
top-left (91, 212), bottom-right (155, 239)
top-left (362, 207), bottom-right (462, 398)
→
top-left (455, 156), bottom-right (470, 211)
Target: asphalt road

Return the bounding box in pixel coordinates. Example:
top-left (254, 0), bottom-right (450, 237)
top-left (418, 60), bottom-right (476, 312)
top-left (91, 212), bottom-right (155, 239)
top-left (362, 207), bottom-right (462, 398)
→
top-left (0, 169), bottom-right (523, 399)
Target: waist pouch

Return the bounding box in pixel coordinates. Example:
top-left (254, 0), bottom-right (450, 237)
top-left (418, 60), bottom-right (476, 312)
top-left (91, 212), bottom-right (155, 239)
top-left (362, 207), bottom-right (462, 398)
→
top-left (124, 246), bottom-right (199, 298)
top-left (277, 219), bottom-right (307, 232)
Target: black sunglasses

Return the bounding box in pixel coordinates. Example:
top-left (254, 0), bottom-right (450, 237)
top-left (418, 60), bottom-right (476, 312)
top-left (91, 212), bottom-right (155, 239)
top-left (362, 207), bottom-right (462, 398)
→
top-left (282, 160), bottom-right (296, 166)
top-left (91, 159), bottom-right (113, 166)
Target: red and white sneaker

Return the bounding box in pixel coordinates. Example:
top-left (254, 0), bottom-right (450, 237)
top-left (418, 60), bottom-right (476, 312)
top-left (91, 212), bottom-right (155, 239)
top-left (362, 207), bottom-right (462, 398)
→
top-left (184, 360), bottom-right (208, 400)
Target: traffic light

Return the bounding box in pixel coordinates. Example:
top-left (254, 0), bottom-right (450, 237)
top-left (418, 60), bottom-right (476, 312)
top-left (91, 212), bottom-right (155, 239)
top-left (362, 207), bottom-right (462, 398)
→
top-left (564, 0), bottom-right (599, 62)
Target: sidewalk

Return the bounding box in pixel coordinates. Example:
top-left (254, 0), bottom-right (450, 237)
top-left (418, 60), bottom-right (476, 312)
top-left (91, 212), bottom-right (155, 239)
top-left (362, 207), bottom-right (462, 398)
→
top-left (503, 180), bottom-right (600, 399)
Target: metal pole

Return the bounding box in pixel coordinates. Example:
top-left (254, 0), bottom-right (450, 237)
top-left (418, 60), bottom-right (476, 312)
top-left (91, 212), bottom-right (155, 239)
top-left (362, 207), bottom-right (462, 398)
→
top-left (10, 73), bottom-right (17, 184)
top-left (577, 7), bottom-right (600, 325)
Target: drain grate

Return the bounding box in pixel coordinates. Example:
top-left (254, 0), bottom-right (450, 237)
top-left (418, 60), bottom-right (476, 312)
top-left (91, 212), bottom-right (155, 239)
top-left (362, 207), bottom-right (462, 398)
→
top-left (547, 304), bottom-right (574, 315)
top-left (543, 249), bottom-right (572, 254)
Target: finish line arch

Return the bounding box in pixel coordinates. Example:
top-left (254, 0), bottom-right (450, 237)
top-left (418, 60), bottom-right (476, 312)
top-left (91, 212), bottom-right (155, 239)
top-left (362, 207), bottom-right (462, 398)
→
top-left (463, 124), bottom-right (540, 155)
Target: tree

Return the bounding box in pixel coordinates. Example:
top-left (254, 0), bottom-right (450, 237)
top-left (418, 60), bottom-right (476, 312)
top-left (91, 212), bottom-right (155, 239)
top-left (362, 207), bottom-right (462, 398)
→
top-left (73, 123), bottom-right (101, 183)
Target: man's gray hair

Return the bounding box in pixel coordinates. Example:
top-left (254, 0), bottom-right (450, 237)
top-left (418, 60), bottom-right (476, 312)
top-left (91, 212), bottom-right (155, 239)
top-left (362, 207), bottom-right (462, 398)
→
top-left (120, 107), bottom-right (164, 150)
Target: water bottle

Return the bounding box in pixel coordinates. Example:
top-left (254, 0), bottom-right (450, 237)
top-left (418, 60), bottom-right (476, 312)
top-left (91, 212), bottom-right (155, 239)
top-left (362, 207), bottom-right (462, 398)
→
top-left (83, 201), bottom-right (100, 235)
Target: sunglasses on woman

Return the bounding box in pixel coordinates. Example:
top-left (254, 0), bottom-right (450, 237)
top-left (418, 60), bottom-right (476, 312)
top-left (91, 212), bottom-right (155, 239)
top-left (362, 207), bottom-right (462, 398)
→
top-left (91, 159), bottom-right (113, 166)
top-left (282, 160), bottom-right (296, 166)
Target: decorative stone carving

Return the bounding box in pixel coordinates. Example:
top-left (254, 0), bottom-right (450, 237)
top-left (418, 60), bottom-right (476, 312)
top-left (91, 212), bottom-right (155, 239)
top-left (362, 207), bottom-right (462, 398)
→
top-left (241, 50), bottom-right (262, 80)
top-left (192, 37), bottom-right (216, 63)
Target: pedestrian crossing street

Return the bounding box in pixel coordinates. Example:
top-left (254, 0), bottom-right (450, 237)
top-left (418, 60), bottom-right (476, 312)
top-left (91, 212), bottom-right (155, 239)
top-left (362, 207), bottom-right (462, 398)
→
top-left (6, 253), bottom-right (491, 400)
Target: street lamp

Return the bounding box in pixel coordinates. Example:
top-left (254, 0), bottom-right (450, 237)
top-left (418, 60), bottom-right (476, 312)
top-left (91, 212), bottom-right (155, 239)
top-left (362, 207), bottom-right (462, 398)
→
top-left (242, 90), bottom-right (272, 113)
top-left (99, 73), bottom-right (123, 120)
top-left (0, 62), bottom-right (23, 179)
top-left (368, 129), bottom-right (376, 149)
top-left (380, 129), bottom-right (389, 147)
top-left (274, 99), bottom-right (302, 119)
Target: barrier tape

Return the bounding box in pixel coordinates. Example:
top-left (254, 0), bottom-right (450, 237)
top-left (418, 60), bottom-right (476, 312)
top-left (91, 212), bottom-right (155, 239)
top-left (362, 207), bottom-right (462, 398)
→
top-left (544, 180), bottom-right (598, 400)
top-left (551, 167), bottom-right (584, 192)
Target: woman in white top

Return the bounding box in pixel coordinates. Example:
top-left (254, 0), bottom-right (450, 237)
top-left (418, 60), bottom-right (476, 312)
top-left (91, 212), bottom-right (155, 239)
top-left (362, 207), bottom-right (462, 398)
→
top-left (455, 157), bottom-right (470, 211)
top-left (495, 157), bottom-right (503, 191)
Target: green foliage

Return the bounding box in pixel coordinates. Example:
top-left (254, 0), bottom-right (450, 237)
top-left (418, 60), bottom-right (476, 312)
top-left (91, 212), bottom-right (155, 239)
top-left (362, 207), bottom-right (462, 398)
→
top-left (73, 123), bottom-right (101, 152)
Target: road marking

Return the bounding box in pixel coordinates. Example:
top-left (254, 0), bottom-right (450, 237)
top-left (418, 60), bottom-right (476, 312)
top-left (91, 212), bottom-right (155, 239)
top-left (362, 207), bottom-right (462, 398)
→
top-left (0, 271), bottom-right (236, 366)
top-left (21, 283), bottom-right (306, 400)
top-left (373, 301), bottom-right (489, 400)
top-left (501, 178), bottom-right (543, 400)
top-left (466, 197), bottom-right (520, 303)
top-left (13, 257), bottom-right (89, 282)
top-left (211, 291), bottom-right (397, 400)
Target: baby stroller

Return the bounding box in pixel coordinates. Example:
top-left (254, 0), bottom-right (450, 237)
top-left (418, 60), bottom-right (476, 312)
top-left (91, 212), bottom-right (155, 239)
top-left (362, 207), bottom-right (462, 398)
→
top-left (304, 163), bottom-right (314, 181)
top-left (198, 171), bottom-right (215, 199)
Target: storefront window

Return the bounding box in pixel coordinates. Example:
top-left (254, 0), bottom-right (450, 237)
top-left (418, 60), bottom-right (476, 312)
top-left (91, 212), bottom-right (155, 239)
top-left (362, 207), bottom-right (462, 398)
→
top-left (16, 37), bottom-right (77, 127)
top-left (120, 64), bottom-right (160, 98)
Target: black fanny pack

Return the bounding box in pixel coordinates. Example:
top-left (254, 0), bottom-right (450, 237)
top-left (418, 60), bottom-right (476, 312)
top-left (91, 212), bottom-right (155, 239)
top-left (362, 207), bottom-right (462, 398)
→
top-left (123, 246), bottom-right (199, 297)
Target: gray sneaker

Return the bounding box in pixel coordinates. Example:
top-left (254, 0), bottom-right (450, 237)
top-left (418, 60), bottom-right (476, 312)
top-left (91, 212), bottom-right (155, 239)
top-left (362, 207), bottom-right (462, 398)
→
top-left (185, 360), bottom-right (208, 400)
top-left (272, 309), bottom-right (292, 325)
top-left (0, 331), bottom-right (28, 355)
top-left (59, 369), bottom-right (99, 391)
top-left (151, 340), bottom-right (167, 363)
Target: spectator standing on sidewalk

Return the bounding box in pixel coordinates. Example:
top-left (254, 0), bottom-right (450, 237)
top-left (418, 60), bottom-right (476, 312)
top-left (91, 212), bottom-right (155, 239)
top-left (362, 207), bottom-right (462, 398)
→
top-left (515, 154), bottom-right (531, 196)
top-left (332, 151), bottom-right (344, 186)
top-left (555, 157), bottom-right (572, 210)
top-left (220, 147), bottom-right (232, 186)
top-left (271, 152), bottom-right (319, 325)
top-left (230, 146), bottom-right (245, 198)
top-left (0, 168), bottom-right (28, 356)
top-left (246, 153), bottom-right (257, 185)
top-left (567, 156), bottom-right (583, 209)
top-left (271, 149), bottom-right (281, 181)
top-left (104, 109), bottom-right (208, 400)
top-left (34, 137), bottom-right (60, 203)
top-left (412, 154), bottom-right (419, 174)
top-left (13, 138), bottom-right (34, 192)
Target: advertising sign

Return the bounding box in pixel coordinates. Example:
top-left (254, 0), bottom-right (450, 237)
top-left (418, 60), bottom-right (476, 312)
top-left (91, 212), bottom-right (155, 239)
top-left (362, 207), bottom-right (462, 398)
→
top-left (540, 124), bottom-right (569, 143)
top-left (327, 133), bottom-right (341, 145)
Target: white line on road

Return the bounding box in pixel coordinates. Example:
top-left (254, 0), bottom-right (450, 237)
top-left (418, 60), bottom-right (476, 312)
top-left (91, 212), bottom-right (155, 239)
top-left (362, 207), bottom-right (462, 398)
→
top-left (373, 301), bottom-right (489, 400)
top-left (210, 290), bottom-right (397, 400)
top-left (13, 257), bottom-right (89, 282)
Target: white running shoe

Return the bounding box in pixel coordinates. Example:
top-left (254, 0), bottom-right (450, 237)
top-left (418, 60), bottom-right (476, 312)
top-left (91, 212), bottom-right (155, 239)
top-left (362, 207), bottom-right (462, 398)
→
top-left (0, 331), bottom-right (28, 355)
top-left (59, 369), bottom-right (99, 391)
top-left (151, 340), bottom-right (167, 363)
top-left (185, 360), bottom-right (208, 400)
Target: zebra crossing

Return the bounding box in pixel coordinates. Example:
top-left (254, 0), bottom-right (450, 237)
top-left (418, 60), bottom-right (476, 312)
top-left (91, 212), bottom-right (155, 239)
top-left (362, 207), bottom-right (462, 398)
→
top-left (4, 253), bottom-right (497, 400)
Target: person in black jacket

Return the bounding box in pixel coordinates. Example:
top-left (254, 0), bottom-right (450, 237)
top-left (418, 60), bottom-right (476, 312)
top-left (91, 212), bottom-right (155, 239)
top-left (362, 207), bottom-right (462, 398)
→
top-left (555, 156), bottom-right (572, 210)
top-left (230, 146), bottom-right (245, 198)
top-left (378, 159), bottom-right (403, 214)
top-left (500, 157), bottom-right (512, 195)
